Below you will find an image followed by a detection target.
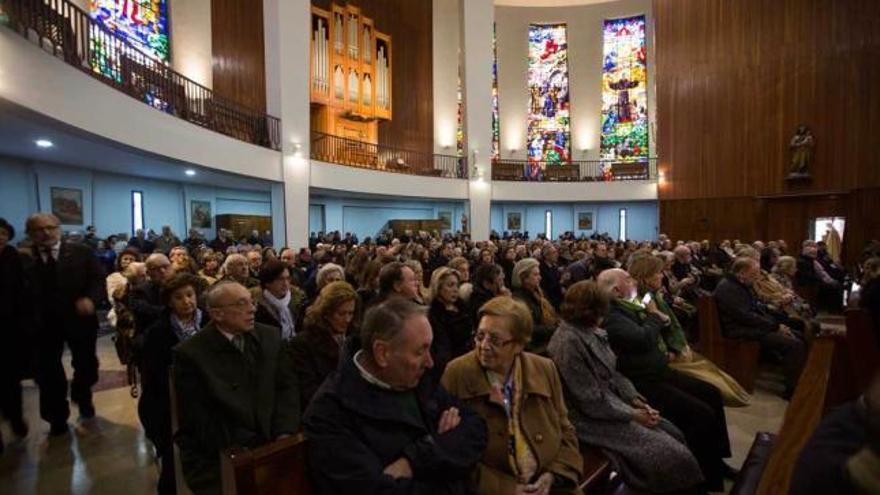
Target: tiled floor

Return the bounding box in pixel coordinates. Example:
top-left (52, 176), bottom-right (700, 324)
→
top-left (0, 336), bottom-right (791, 495)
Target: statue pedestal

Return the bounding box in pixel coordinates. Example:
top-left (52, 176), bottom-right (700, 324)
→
top-left (785, 172), bottom-right (813, 184)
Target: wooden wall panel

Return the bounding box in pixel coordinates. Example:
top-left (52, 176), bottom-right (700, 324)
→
top-left (654, 0), bottom-right (880, 200)
top-left (312, 0), bottom-right (433, 154)
top-left (211, 0), bottom-right (267, 112)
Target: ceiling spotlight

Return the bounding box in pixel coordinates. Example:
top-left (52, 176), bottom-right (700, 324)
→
top-left (35, 139), bottom-right (54, 148)
top-left (185, 169), bottom-right (197, 176)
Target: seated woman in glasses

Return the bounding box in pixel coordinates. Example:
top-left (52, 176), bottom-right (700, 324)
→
top-left (441, 296), bottom-right (582, 494)
top-left (547, 281), bottom-right (704, 495)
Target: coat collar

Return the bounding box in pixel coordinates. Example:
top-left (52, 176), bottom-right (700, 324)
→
top-left (451, 350), bottom-right (552, 401)
top-left (201, 321), bottom-right (263, 353)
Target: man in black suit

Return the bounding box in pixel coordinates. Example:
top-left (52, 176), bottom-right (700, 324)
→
top-left (22, 213), bottom-right (104, 435)
top-left (129, 253), bottom-right (171, 335)
top-left (173, 281), bottom-right (300, 494)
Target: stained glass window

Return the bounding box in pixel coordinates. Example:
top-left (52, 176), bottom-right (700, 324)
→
top-left (491, 23), bottom-right (500, 162)
top-left (90, 0), bottom-right (169, 62)
top-left (601, 15), bottom-right (648, 163)
top-left (527, 24), bottom-right (570, 179)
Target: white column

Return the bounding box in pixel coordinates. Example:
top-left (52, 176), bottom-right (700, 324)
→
top-left (264, 0), bottom-right (311, 249)
top-left (460, 0), bottom-right (494, 241)
top-left (432, 0), bottom-right (460, 154)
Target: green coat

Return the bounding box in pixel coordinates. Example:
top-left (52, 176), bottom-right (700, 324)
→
top-left (173, 322), bottom-right (301, 494)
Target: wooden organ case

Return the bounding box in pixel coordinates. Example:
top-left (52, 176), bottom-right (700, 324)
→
top-left (311, 4), bottom-right (392, 166)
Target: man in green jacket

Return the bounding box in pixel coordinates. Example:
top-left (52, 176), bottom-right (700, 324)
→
top-left (173, 281), bottom-right (300, 494)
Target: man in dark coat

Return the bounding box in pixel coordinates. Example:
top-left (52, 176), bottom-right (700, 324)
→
top-left (173, 281), bottom-right (300, 494)
top-left (539, 244), bottom-right (563, 310)
top-left (714, 257), bottom-right (806, 397)
top-left (0, 218), bottom-right (29, 445)
top-left (21, 213), bottom-right (104, 435)
top-left (129, 253), bottom-right (171, 335)
top-left (303, 298), bottom-right (487, 494)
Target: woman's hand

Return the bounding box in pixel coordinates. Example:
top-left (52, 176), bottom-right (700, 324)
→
top-left (515, 472), bottom-right (554, 495)
top-left (633, 409), bottom-right (660, 428)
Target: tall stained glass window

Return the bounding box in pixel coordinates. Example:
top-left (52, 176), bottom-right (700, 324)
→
top-left (601, 15), bottom-right (648, 163)
top-left (491, 23), bottom-right (500, 161)
top-left (527, 24), bottom-right (570, 179)
top-left (90, 0), bottom-right (170, 62)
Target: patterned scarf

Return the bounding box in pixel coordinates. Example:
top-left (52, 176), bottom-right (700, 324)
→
top-left (486, 354), bottom-right (537, 483)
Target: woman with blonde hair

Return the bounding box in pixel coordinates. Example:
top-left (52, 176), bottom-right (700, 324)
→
top-left (442, 296), bottom-right (583, 494)
top-left (427, 267), bottom-right (473, 384)
top-left (628, 254), bottom-right (750, 407)
top-left (403, 259), bottom-right (430, 303)
top-left (289, 281), bottom-right (358, 411)
top-left (510, 258), bottom-right (557, 353)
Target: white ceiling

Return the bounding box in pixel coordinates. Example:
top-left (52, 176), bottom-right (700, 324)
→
top-left (495, 0), bottom-right (619, 7)
top-left (0, 99), bottom-right (274, 192)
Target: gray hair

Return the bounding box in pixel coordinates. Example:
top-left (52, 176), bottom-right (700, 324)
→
top-left (205, 280), bottom-right (244, 309)
top-left (361, 298), bottom-right (428, 356)
top-left (219, 253), bottom-right (247, 278)
top-left (511, 258), bottom-right (540, 289)
top-left (316, 262), bottom-right (344, 288)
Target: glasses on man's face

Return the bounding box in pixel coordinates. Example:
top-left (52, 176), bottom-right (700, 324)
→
top-left (474, 332), bottom-right (514, 349)
top-left (218, 299), bottom-right (255, 311)
top-left (30, 225), bottom-right (60, 233)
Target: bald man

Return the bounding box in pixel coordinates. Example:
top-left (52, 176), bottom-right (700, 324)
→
top-left (129, 253), bottom-right (171, 336)
top-left (173, 281), bottom-right (300, 493)
top-left (598, 268), bottom-right (734, 491)
top-left (21, 213), bottom-right (104, 435)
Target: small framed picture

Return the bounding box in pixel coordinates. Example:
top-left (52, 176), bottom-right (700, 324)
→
top-left (50, 187), bottom-right (83, 225)
top-left (578, 212), bottom-right (593, 230)
top-left (190, 200), bottom-right (212, 229)
top-left (507, 212), bottom-right (522, 231)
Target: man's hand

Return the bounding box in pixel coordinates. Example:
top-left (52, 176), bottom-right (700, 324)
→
top-left (778, 324), bottom-right (795, 338)
top-left (437, 407), bottom-right (461, 434)
top-left (633, 408), bottom-right (660, 428)
top-left (383, 457), bottom-right (413, 479)
top-left (75, 297), bottom-right (95, 317)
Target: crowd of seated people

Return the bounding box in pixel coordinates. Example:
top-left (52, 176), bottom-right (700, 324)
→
top-left (2, 214), bottom-right (880, 494)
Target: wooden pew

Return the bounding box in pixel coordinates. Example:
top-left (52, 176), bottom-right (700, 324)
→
top-left (578, 446), bottom-right (613, 493)
top-left (755, 336), bottom-right (843, 495)
top-left (221, 434), bottom-right (311, 495)
top-left (844, 307), bottom-right (879, 394)
top-left (697, 296), bottom-right (762, 393)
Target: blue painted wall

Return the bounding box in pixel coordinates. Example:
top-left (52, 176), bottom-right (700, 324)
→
top-left (491, 201), bottom-right (658, 240)
top-left (0, 157), bottom-right (275, 241)
top-left (310, 195), bottom-right (467, 240)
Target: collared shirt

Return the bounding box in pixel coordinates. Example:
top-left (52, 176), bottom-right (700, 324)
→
top-left (353, 350), bottom-right (392, 390)
top-left (40, 241), bottom-right (61, 263)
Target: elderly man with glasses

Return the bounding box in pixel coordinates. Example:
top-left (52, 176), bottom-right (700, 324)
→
top-left (21, 213), bottom-right (104, 436)
top-left (173, 280), bottom-right (300, 494)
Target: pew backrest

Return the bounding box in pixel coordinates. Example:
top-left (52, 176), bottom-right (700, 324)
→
top-left (220, 433), bottom-right (311, 495)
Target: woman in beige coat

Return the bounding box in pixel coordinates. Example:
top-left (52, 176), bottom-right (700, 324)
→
top-left (442, 296), bottom-right (582, 495)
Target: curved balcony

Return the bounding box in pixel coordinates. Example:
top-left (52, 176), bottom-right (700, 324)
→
top-left (492, 158), bottom-right (658, 182)
top-left (1, 0), bottom-right (281, 150)
top-left (310, 131), bottom-right (466, 179)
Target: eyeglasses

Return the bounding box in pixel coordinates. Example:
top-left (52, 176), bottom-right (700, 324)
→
top-left (474, 332), bottom-right (515, 348)
top-left (216, 299), bottom-right (255, 310)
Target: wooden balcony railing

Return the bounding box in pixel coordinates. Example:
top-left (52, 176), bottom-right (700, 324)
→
top-left (1, 0), bottom-right (281, 150)
top-left (492, 158), bottom-right (658, 182)
top-left (311, 131), bottom-right (467, 179)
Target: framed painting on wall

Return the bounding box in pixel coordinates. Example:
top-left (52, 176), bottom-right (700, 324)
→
top-left (50, 187), bottom-right (83, 225)
top-left (507, 212), bottom-right (522, 231)
top-left (191, 200), bottom-right (212, 229)
top-left (578, 212), bottom-right (593, 230)
top-left (438, 211), bottom-right (452, 230)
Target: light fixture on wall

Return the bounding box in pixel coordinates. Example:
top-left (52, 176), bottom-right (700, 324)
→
top-left (185, 169), bottom-right (197, 177)
top-left (35, 139), bottom-right (54, 148)
top-left (508, 148), bottom-right (517, 156)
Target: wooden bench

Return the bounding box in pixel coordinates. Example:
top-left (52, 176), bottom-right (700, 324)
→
top-left (844, 307), bottom-right (879, 394)
top-left (755, 336), bottom-right (844, 495)
top-left (221, 434), bottom-right (310, 495)
top-left (578, 446), bottom-right (614, 493)
top-left (697, 295), bottom-right (762, 393)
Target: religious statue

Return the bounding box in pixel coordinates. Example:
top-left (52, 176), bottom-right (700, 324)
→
top-left (788, 125), bottom-right (814, 176)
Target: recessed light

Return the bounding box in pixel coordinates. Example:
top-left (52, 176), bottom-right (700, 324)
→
top-left (35, 139), bottom-right (54, 148)
top-left (185, 169), bottom-right (196, 176)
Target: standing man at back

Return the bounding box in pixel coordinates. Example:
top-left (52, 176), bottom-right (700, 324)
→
top-left (21, 213), bottom-right (104, 435)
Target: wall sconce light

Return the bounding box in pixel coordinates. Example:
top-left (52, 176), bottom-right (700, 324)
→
top-left (509, 148), bottom-right (517, 156)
